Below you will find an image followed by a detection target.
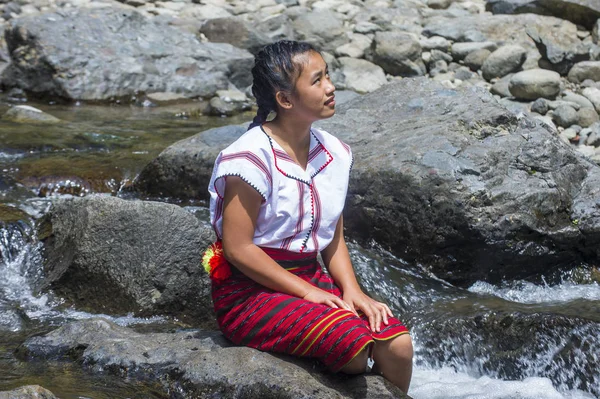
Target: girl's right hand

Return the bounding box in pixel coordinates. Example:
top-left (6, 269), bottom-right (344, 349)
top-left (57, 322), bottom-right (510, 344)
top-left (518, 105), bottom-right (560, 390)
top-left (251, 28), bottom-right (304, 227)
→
top-left (303, 289), bottom-right (354, 312)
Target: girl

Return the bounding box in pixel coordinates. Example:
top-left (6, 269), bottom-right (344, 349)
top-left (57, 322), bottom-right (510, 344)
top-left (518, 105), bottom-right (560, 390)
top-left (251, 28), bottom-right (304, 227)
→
top-left (205, 40), bottom-right (413, 393)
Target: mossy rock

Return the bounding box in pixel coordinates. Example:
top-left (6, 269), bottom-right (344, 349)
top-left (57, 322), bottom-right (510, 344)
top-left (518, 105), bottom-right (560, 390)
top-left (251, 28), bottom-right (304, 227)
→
top-left (0, 204), bottom-right (29, 224)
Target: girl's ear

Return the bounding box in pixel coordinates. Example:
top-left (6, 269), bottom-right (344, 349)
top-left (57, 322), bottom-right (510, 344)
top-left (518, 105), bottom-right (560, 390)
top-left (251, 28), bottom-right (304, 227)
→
top-left (275, 90), bottom-right (293, 110)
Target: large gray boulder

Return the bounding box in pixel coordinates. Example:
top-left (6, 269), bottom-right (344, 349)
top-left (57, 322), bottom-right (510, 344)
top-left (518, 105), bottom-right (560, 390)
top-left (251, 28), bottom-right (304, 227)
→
top-left (133, 124), bottom-right (248, 200)
top-left (508, 69), bottom-right (561, 100)
top-left (481, 45), bottom-right (527, 81)
top-left (2, 8), bottom-right (253, 101)
top-left (199, 16), bottom-right (276, 55)
top-left (568, 61), bottom-right (600, 83)
top-left (292, 9), bottom-right (349, 52)
top-left (485, 0), bottom-right (600, 30)
top-left (135, 79), bottom-right (600, 285)
top-left (367, 31), bottom-right (426, 77)
top-left (20, 319), bottom-right (410, 399)
top-left (38, 195), bottom-right (215, 326)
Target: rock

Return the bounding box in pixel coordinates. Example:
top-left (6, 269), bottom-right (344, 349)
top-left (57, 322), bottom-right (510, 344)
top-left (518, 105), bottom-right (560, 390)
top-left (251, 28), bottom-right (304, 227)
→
top-left (199, 16), bottom-right (273, 55)
top-left (508, 69), bottom-right (561, 100)
top-left (561, 91), bottom-right (595, 109)
top-left (134, 124), bottom-right (248, 199)
top-left (2, 105), bottom-right (60, 123)
top-left (292, 9), bottom-right (348, 52)
top-left (430, 49), bottom-right (453, 63)
top-left (335, 33), bottom-right (372, 59)
top-left (333, 90), bottom-right (361, 105)
top-left (423, 14), bottom-right (580, 58)
top-left (594, 19), bottom-right (599, 44)
top-left (464, 49), bottom-right (491, 71)
top-left (450, 42), bottom-right (497, 61)
top-left (429, 60), bottom-right (449, 77)
top-left (552, 105), bottom-right (578, 128)
top-left (0, 386), bottom-right (57, 399)
top-left (428, 0), bottom-right (451, 9)
top-left (531, 98), bottom-right (549, 115)
top-left (419, 36), bottom-right (450, 52)
top-left (485, 0), bottom-right (600, 30)
top-left (336, 57), bottom-right (388, 94)
top-left (20, 319), bottom-right (409, 399)
top-left (454, 66), bottom-right (476, 81)
top-left (145, 92), bottom-right (188, 104)
top-left (582, 87), bottom-right (600, 113)
top-left (527, 28), bottom-right (590, 76)
top-left (367, 31), bottom-right (426, 77)
top-left (577, 108), bottom-right (600, 128)
top-left (145, 78), bottom-right (600, 285)
top-left (547, 100), bottom-right (580, 111)
top-left (568, 61), bottom-right (600, 83)
top-left (208, 89), bottom-right (252, 116)
top-left (482, 45), bottom-right (527, 81)
top-left (560, 127), bottom-right (578, 143)
top-left (37, 195), bottom-right (215, 326)
top-left (178, 4), bottom-right (232, 20)
top-left (490, 73), bottom-right (514, 97)
top-left (2, 8), bottom-right (253, 101)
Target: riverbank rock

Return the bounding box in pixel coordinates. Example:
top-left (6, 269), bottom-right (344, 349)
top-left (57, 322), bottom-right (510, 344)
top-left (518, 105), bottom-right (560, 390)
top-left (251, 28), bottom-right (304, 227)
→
top-left (485, 0), bottom-right (600, 30)
top-left (481, 45), bottom-right (527, 81)
top-left (19, 319), bottom-right (410, 399)
top-left (134, 124), bottom-right (248, 200)
top-left (567, 61), bottom-right (600, 83)
top-left (37, 195), bottom-right (215, 326)
top-left (2, 105), bottom-right (60, 123)
top-left (335, 57), bottom-right (388, 94)
top-left (0, 386), bottom-right (57, 399)
top-left (367, 31), bottom-right (426, 77)
top-left (508, 69), bottom-right (561, 100)
top-left (2, 8), bottom-right (253, 101)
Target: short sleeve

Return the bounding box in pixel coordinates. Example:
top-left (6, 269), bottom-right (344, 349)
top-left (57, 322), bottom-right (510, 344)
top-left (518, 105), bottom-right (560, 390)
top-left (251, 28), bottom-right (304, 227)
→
top-left (210, 150), bottom-right (272, 201)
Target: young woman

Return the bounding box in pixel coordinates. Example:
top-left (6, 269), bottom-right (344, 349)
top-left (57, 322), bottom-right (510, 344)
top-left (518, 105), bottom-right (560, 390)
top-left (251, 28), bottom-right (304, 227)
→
top-left (204, 40), bottom-right (413, 392)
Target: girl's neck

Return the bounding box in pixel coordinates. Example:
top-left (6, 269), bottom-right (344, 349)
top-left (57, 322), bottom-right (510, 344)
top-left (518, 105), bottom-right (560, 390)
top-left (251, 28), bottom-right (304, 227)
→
top-left (264, 116), bottom-right (312, 170)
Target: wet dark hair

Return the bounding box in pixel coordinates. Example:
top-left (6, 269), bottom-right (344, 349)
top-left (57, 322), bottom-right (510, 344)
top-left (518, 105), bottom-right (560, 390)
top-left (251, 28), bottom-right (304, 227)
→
top-left (248, 40), bottom-right (318, 130)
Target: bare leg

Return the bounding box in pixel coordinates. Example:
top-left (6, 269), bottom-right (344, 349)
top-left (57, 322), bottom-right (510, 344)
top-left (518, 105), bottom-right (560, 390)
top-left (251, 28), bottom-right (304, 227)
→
top-left (339, 345), bottom-right (370, 374)
top-left (372, 334), bottom-right (413, 393)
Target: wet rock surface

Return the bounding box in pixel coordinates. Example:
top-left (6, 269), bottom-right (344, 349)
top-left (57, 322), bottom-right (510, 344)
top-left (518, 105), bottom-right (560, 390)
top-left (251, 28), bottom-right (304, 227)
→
top-left (19, 319), bottom-right (410, 399)
top-left (37, 195), bottom-right (215, 326)
top-left (0, 386), bottom-right (58, 399)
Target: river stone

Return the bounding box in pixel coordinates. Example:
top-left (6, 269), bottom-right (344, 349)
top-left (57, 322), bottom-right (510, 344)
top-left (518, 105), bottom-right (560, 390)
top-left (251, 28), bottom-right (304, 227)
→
top-left (581, 87), bottom-right (600, 113)
top-left (485, 0), bottom-right (600, 30)
top-left (419, 36), bottom-right (450, 52)
top-left (482, 45), bottom-right (527, 81)
top-left (292, 9), bottom-right (348, 52)
top-left (568, 61), bottom-right (600, 83)
top-left (508, 69), bottom-right (561, 100)
top-left (423, 14), bottom-right (580, 55)
top-left (531, 98), bottom-right (549, 115)
top-left (450, 42), bottom-right (497, 61)
top-left (561, 91), bottom-right (595, 109)
top-left (577, 108), bottom-right (600, 128)
top-left (367, 31), bottom-right (426, 77)
top-left (199, 17), bottom-right (273, 55)
top-left (336, 57), bottom-right (388, 94)
top-left (2, 105), bottom-right (60, 123)
top-left (335, 33), bottom-right (372, 59)
top-left (134, 124), bottom-right (249, 199)
top-left (19, 319), bottom-right (410, 399)
top-left (0, 386), bottom-right (57, 399)
top-left (490, 73), bottom-right (513, 97)
top-left (2, 8), bottom-right (253, 101)
top-left (37, 195), bottom-right (215, 326)
top-left (552, 105), bottom-right (578, 128)
top-left (464, 49), bottom-right (491, 71)
top-left (140, 78), bottom-right (600, 284)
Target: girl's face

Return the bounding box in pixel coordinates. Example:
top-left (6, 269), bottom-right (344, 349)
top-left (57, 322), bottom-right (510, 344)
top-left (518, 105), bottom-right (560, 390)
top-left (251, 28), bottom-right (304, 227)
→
top-left (289, 51), bottom-right (336, 122)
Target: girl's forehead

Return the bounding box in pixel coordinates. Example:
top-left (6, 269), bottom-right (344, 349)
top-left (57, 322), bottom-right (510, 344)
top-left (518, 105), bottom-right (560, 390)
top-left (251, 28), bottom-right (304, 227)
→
top-left (295, 51), bottom-right (326, 75)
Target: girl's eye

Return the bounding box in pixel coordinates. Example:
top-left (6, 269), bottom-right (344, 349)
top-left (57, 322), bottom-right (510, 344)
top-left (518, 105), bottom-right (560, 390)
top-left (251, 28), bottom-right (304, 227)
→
top-left (313, 78), bottom-right (320, 85)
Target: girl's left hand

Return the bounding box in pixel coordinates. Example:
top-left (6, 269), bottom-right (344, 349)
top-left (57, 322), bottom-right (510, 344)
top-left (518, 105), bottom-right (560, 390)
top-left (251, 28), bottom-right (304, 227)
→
top-left (342, 289), bottom-right (393, 333)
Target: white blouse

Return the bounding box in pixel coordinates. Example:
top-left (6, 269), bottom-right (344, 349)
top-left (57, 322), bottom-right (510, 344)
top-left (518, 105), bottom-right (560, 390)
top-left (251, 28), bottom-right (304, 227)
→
top-left (208, 125), bottom-right (353, 254)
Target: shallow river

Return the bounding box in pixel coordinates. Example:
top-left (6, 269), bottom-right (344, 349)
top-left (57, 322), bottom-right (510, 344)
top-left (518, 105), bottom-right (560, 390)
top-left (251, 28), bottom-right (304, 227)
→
top-left (0, 98), bottom-right (598, 398)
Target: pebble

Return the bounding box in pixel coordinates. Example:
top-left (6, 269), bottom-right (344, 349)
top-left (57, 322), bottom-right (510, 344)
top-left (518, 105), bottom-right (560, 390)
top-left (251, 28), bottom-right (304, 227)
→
top-left (481, 45), bottom-right (527, 81)
top-left (567, 61), bottom-right (600, 83)
top-left (450, 41), bottom-right (497, 61)
top-left (531, 98), bottom-right (549, 115)
top-left (582, 87), bottom-right (600, 113)
top-left (463, 49), bottom-right (490, 71)
top-left (419, 35), bottom-right (450, 52)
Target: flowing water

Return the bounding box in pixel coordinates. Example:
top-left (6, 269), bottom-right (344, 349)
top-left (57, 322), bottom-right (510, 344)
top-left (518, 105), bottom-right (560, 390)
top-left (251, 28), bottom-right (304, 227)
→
top-left (0, 97), bottom-right (598, 398)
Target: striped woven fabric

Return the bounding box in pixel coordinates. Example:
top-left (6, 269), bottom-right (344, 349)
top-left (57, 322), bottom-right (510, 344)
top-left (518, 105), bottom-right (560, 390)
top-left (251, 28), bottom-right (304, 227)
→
top-left (211, 247), bottom-right (409, 371)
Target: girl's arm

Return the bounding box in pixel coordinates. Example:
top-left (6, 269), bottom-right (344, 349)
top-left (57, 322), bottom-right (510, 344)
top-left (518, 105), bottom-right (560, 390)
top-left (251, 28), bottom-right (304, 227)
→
top-left (321, 215), bottom-right (393, 332)
top-left (222, 176), bottom-right (352, 310)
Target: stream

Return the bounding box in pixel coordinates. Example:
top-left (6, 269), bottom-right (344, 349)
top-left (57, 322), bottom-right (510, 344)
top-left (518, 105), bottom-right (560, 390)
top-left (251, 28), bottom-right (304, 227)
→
top-left (0, 97), bottom-right (598, 398)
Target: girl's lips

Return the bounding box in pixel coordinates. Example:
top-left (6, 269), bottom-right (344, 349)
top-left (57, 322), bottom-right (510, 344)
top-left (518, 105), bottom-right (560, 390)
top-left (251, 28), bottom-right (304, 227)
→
top-left (325, 97), bottom-right (335, 106)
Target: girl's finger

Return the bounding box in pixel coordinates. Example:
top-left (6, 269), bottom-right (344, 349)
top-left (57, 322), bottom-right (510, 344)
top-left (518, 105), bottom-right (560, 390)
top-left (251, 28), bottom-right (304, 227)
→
top-left (383, 303), bottom-right (394, 317)
top-left (326, 300), bottom-right (339, 309)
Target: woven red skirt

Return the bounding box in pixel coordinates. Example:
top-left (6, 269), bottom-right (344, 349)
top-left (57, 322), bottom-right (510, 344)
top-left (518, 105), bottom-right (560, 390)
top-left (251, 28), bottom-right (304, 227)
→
top-left (211, 247), bottom-right (409, 371)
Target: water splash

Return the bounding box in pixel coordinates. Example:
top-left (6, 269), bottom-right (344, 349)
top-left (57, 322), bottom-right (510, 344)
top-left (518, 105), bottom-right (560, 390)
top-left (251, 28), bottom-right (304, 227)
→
top-left (468, 280), bottom-right (600, 304)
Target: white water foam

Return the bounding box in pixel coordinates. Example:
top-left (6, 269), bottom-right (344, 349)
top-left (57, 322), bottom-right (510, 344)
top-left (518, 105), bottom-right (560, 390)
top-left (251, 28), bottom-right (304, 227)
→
top-left (468, 280), bottom-right (600, 304)
top-left (410, 367), bottom-right (597, 399)
top-left (0, 223), bottom-right (165, 331)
